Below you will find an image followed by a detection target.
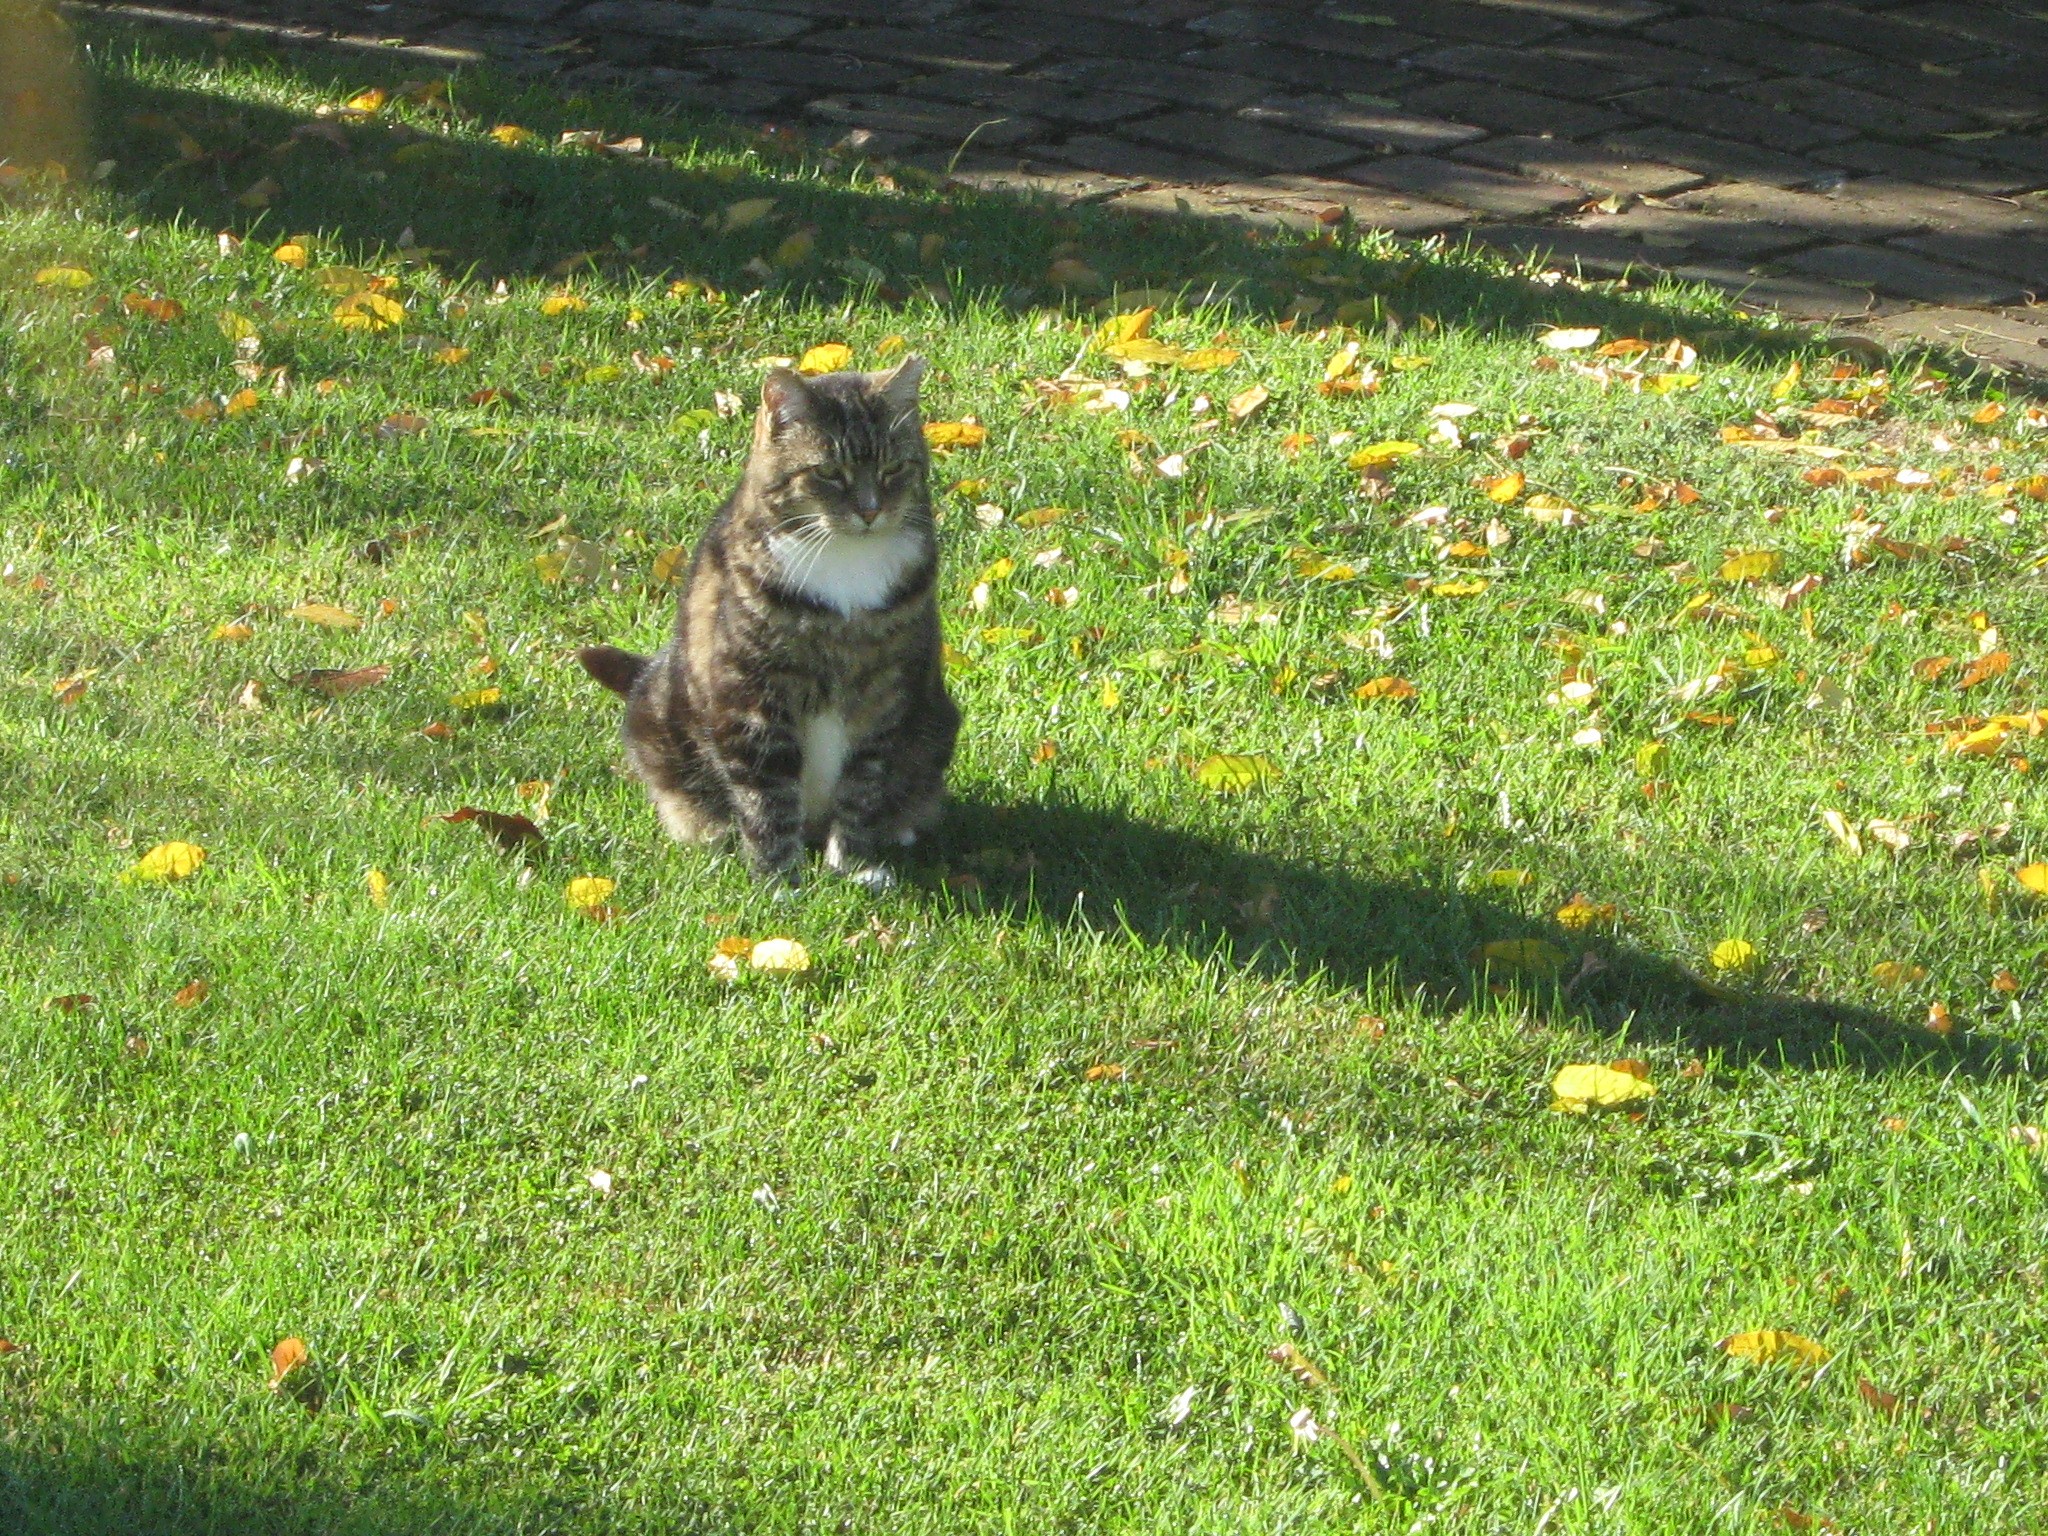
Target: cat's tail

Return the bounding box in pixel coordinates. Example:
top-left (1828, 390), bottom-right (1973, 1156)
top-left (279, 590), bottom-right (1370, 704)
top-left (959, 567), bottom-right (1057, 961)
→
top-left (577, 645), bottom-right (650, 697)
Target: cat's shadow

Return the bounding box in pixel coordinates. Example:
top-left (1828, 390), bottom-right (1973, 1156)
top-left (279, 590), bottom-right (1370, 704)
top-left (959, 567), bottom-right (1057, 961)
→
top-left (907, 794), bottom-right (2030, 1080)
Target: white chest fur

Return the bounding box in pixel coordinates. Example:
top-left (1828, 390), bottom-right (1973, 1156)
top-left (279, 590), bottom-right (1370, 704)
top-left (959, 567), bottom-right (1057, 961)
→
top-left (768, 528), bottom-right (921, 616)
top-left (797, 710), bottom-right (850, 828)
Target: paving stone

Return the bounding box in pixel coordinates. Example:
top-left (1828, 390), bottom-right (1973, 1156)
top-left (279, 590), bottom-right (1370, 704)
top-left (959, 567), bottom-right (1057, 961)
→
top-left (1530, 33), bottom-right (1756, 88)
top-left (1667, 180), bottom-right (1927, 243)
top-left (1452, 135), bottom-right (1701, 197)
top-left (1833, 177), bottom-right (2048, 237)
top-left (1812, 140), bottom-right (2040, 200)
top-left (1311, 0), bottom-right (1566, 46)
top-left (1735, 76), bottom-right (1976, 141)
top-left (691, 45), bottom-right (909, 93)
top-left (1103, 185), bottom-right (1330, 235)
top-left (1761, 2), bottom-right (1989, 65)
top-left (1183, 42), bottom-right (1410, 96)
top-left (1856, 305), bottom-right (2048, 375)
top-left (1779, 243), bottom-right (2029, 306)
top-left (1976, 138), bottom-right (2048, 184)
top-left (803, 26), bottom-right (1043, 72)
top-left (1834, 63), bottom-right (2048, 130)
top-left (443, 0), bottom-right (578, 20)
top-left (940, 9), bottom-right (1175, 62)
top-left (1891, 232), bottom-right (2048, 291)
top-left (751, 0), bottom-right (963, 17)
top-left (1901, 1), bottom-right (2048, 57)
top-left (567, 2), bottom-right (810, 43)
top-left (923, 156), bottom-right (1145, 202)
top-left (1664, 260), bottom-right (1896, 321)
top-left (1342, 154), bottom-right (1586, 217)
top-left (906, 71), bottom-right (1155, 127)
top-left (1474, 0), bottom-right (1668, 26)
top-left (1247, 173), bottom-right (1476, 234)
top-left (1122, 110), bottom-right (1364, 175)
top-left (1598, 126), bottom-right (1832, 188)
top-left (1569, 202), bottom-right (1815, 260)
top-left (1399, 80), bottom-right (1636, 140)
top-left (1035, 133), bottom-right (1240, 185)
top-left (806, 94), bottom-right (1046, 147)
top-left (1641, 15), bottom-right (1871, 77)
top-left (1186, 8), bottom-right (1427, 61)
top-left (1237, 94), bottom-right (1485, 154)
top-left (1410, 43), bottom-right (1654, 100)
top-left (1029, 58), bottom-right (1270, 111)
top-left (1609, 87), bottom-right (1855, 154)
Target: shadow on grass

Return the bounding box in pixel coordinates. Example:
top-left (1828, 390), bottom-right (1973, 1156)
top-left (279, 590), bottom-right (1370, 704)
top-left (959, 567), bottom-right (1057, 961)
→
top-left (921, 794), bottom-right (2032, 1080)
top-left (66, 16), bottom-right (1820, 363)
top-left (0, 1440), bottom-right (653, 1536)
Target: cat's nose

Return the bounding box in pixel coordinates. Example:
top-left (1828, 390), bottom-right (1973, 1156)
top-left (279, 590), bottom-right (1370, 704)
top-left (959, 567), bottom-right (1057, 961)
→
top-left (854, 506), bottom-right (882, 527)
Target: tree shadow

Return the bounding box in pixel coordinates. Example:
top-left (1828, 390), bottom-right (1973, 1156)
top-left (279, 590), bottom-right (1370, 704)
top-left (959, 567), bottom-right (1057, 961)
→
top-left (59, 13), bottom-right (1828, 364)
top-left (915, 793), bottom-right (2033, 1080)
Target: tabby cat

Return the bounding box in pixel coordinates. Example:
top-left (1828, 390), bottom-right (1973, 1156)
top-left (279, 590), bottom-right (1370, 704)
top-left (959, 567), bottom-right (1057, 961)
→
top-left (578, 357), bottom-right (958, 891)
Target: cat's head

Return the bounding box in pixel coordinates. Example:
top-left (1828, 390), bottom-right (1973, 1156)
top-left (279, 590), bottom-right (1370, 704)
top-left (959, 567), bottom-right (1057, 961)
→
top-left (747, 357), bottom-right (931, 543)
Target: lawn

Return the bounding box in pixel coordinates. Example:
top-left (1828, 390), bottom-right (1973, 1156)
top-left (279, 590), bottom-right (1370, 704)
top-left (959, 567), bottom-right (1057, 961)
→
top-left (4, 16), bottom-right (2048, 1534)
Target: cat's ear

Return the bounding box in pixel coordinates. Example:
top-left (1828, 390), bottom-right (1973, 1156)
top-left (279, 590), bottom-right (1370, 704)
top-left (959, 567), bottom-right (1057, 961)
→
top-left (760, 367), bottom-right (818, 437)
top-left (874, 354), bottom-right (927, 417)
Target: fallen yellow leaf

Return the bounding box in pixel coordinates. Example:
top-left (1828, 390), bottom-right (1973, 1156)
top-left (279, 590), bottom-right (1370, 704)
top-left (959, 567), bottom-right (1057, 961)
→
top-left (1538, 326), bottom-right (1601, 351)
top-left (366, 868), bottom-right (391, 907)
top-left (1719, 549), bottom-right (1782, 583)
top-left (924, 420), bottom-right (987, 450)
top-left (749, 937), bottom-right (811, 973)
top-left (1711, 938), bottom-right (1758, 973)
top-left (33, 265), bottom-right (92, 288)
top-left (1347, 439), bottom-right (1421, 471)
top-left (1872, 960), bottom-right (1928, 989)
top-left (272, 242), bottom-right (309, 269)
top-left (797, 342), bottom-right (854, 375)
top-left (540, 291), bottom-right (588, 316)
top-left (1474, 938), bottom-right (1568, 976)
top-left (1551, 1062), bottom-right (1656, 1114)
top-left (123, 840), bottom-right (207, 883)
top-left (564, 875), bottom-right (616, 913)
top-left (1720, 1330), bottom-right (1830, 1369)
top-left (1191, 753), bottom-right (1280, 792)
top-left (287, 602), bottom-right (360, 629)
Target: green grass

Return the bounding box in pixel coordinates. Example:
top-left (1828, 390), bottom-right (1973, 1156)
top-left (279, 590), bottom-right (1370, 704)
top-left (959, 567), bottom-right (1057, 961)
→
top-left (5, 19), bottom-right (2048, 1534)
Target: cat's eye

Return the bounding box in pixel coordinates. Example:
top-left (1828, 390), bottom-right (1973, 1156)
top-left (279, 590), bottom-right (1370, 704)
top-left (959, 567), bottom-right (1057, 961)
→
top-left (879, 461), bottom-right (913, 483)
top-left (812, 466), bottom-right (850, 489)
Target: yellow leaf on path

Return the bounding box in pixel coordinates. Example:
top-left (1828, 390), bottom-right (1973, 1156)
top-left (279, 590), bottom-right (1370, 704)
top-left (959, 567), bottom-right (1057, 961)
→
top-left (1475, 939), bottom-right (1568, 976)
top-left (124, 841), bottom-right (207, 883)
top-left (366, 868), bottom-right (391, 907)
top-left (924, 420), bottom-right (987, 450)
top-left (287, 602), bottom-right (360, 630)
top-left (1538, 326), bottom-right (1601, 351)
top-left (489, 123), bottom-right (535, 146)
top-left (749, 937), bottom-right (811, 973)
top-left (1551, 1062), bottom-right (1656, 1114)
top-left (540, 291), bottom-right (588, 316)
top-left (1711, 938), bottom-right (1758, 974)
top-left (1720, 1330), bottom-right (1830, 1369)
top-left (797, 342), bottom-right (854, 375)
top-left (1192, 753), bottom-right (1280, 793)
top-left (1873, 960), bottom-right (1928, 989)
top-left (1347, 439), bottom-right (1421, 470)
top-left (273, 242), bottom-right (309, 269)
top-left (564, 875), bottom-right (616, 913)
top-left (2015, 864), bottom-right (2048, 896)
top-left (34, 266), bottom-right (92, 288)
top-left (1719, 549), bottom-right (1782, 582)
top-left (1485, 471), bottom-right (1525, 503)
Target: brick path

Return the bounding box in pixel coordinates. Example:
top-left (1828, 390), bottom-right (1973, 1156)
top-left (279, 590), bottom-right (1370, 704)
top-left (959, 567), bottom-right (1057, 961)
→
top-left (80, 0), bottom-right (2048, 374)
